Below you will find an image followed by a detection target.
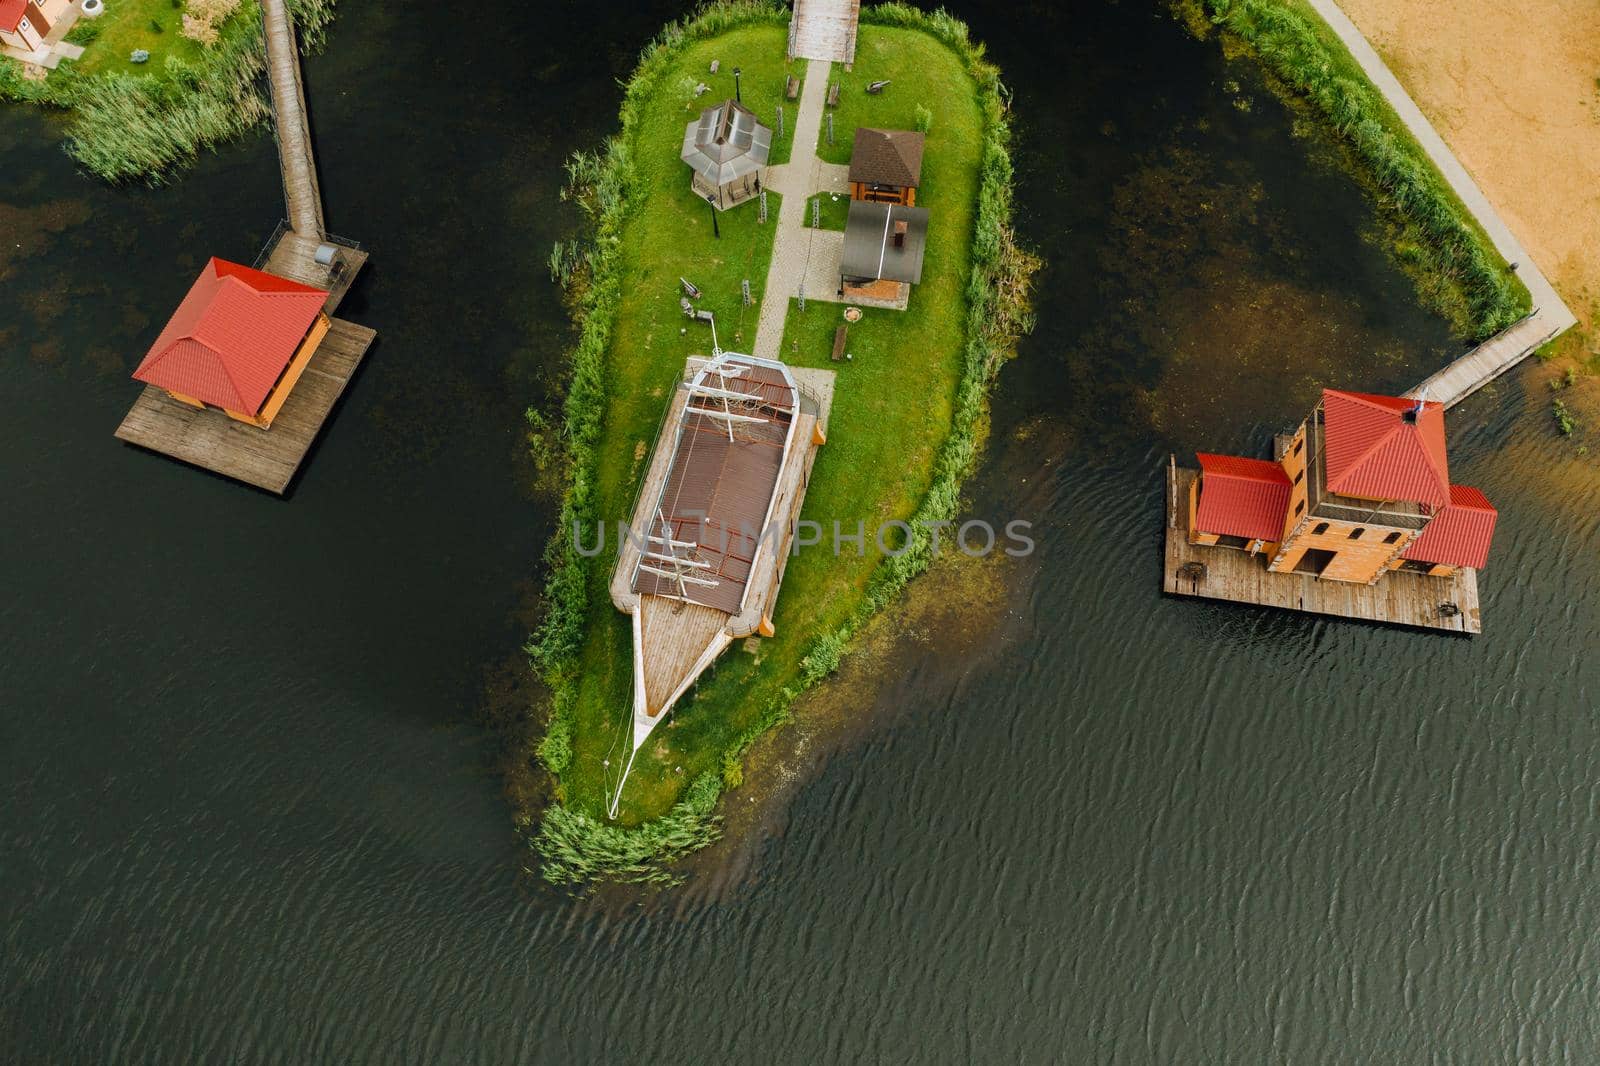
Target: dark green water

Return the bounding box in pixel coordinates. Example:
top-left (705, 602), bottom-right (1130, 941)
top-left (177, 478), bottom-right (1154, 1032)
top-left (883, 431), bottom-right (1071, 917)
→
top-left (5, 2), bottom-right (1600, 1061)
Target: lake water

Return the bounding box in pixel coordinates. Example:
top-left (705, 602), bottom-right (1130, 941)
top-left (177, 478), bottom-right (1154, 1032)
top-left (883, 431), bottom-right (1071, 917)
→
top-left (5, 2), bottom-right (1599, 1061)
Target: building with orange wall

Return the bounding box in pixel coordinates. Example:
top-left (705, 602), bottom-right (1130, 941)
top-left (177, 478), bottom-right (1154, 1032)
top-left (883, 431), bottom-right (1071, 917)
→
top-left (131, 258), bottom-right (331, 430)
top-left (1188, 389), bottom-right (1497, 584)
top-left (847, 128), bottom-right (924, 206)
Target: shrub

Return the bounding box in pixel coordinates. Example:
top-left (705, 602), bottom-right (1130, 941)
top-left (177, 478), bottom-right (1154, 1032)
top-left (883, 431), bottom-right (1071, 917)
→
top-left (65, 18), bottom-right (103, 44)
top-left (914, 102), bottom-right (933, 132)
top-left (536, 700), bottom-right (574, 774)
top-left (181, 0), bottom-right (241, 46)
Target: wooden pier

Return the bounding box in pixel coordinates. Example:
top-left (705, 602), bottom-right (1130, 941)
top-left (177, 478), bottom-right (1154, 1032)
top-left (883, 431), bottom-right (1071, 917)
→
top-left (789, 0), bottom-right (859, 65)
top-left (261, 0), bottom-right (324, 239)
top-left (116, 317), bottom-right (374, 494)
top-left (1407, 312), bottom-right (1565, 409)
top-left (1164, 464), bottom-right (1480, 634)
top-left (115, 0), bottom-right (376, 493)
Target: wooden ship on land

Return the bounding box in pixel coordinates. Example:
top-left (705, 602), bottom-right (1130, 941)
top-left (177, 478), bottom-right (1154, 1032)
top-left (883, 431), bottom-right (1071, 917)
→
top-left (607, 350), bottom-right (833, 815)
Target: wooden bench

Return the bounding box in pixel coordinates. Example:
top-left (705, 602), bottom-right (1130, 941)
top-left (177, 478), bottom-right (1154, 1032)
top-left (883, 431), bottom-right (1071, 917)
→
top-left (826, 82), bottom-right (840, 108)
top-left (831, 324), bottom-right (848, 362)
top-left (786, 75), bottom-right (800, 100)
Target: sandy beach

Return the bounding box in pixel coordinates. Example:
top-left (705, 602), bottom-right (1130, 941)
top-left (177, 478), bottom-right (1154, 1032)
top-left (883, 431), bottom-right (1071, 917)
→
top-left (1339, 0), bottom-right (1600, 357)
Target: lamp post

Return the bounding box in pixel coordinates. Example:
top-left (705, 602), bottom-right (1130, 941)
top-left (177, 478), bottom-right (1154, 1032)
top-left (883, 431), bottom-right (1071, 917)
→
top-left (733, 66), bottom-right (742, 103)
top-left (706, 192), bottom-right (720, 239)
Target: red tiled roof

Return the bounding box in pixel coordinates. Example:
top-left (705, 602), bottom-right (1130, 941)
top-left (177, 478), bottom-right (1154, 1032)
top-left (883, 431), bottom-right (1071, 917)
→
top-left (1402, 484), bottom-right (1497, 570)
top-left (1194, 453), bottom-right (1292, 541)
top-left (1321, 389), bottom-right (1450, 508)
top-left (0, 0), bottom-right (29, 32)
top-left (133, 258), bottom-right (328, 415)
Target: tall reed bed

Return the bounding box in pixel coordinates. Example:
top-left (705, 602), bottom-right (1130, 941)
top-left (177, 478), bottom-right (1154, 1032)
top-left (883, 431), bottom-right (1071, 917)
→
top-left (527, 1), bottom-right (1035, 888)
top-left (1179, 0), bottom-right (1527, 339)
top-left (20, 0), bottom-right (337, 183)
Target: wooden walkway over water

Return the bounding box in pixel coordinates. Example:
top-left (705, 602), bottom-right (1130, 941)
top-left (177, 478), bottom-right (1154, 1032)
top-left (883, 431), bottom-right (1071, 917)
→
top-left (115, 0), bottom-right (375, 493)
top-left (1408, 312), bottom-right (1565, 409)
top-left (1164, 465), bottom-right (1481, 634)
top-left (789, 0), bottom-right (859, 65)
top-left (261, 0), bottom-right (324, 239)
top-left (1301, 0), bottom-right (1577, 409)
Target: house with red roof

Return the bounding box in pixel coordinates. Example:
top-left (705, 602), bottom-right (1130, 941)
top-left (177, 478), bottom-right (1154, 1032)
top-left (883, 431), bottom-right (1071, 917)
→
top-left (0, 0), bottom-right (70, 52)
top-left (1187, 388), bottom-right (1497, 585)
top-left (132, 257), bottom-right (331, 430)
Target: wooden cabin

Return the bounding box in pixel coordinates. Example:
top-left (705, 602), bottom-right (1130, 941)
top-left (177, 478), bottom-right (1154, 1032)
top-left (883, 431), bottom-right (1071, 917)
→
top-left (131, 258), bottom-right (331, 430)
top-left (1188, 389), bottom-right (1497, 584)
top-left (848, 128), bottom-right (924, 206)
top-left (0, 0), bottom-right (71, 51)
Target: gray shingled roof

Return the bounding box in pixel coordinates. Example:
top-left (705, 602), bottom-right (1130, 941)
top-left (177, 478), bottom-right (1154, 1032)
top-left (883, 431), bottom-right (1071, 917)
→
top-left (847, 128), bottom-right (925, 188)
top-left (681, 100), bottom-right (773, 187)
top-left (840, 200), bottom-right (929, 284)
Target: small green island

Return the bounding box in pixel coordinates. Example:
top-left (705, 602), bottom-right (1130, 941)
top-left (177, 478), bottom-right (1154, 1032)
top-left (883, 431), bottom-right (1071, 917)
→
top-left (525, 0), bottom-right (1036, 885)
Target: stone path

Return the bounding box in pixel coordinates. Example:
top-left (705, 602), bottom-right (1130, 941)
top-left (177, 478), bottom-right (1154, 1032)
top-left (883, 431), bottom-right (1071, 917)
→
top-left (1303, 0), bottom-right (1576, 408)
top-left (753, 58), bottom-right (842, 361)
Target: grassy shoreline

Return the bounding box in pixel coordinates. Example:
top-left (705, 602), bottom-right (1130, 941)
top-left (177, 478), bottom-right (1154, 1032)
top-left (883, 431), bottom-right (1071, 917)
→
top-left (524, 2), bottom-right (1035, 887)
top-left (1174, 0), bottom-right (1530, 341)
top-left (0, 0), bottom-right (335, 183)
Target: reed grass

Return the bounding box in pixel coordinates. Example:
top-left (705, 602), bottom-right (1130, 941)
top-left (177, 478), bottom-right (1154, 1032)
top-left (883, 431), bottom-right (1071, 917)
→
top-left (1, 0), bottom-right (337, 183)
top-left (1177, 0), bottom-right (1529, 339)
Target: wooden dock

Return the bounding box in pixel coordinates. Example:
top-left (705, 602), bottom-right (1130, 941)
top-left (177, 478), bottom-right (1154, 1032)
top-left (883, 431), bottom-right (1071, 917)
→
top-left (1407, 312), bottom-right (1564, 409)
top-left (260, 0), bottom-right (323, 238)
top-left (257, 226), bottom-right (368, 310)
top-left (115, 318), bottom-right (375, 494)
top-left (1163, 464), bottom-right (1481, 634)
top-left (115, 223), bottom-right (373, 493)
top-left (789, 0), bottom-right (859, 65)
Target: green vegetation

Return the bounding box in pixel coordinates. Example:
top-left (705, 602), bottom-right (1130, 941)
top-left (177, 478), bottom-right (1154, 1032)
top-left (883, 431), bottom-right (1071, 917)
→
top-left (1176, 0), bottom-right (1530, 340)
top-left (526, 2), bottom-right (1034, 887)
top-left (0, 0), bottom-right (336, 183)
top-left (70, 0), bottom-right (205, 80)
top-left (811, 191), bottom-right (850, 230)
top-left (1553, 397), bottom-right (1577, 436)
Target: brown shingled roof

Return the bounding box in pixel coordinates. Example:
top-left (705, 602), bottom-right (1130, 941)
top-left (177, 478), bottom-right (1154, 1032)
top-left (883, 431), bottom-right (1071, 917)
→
top-left (848, 128), bottom-right (925, 188)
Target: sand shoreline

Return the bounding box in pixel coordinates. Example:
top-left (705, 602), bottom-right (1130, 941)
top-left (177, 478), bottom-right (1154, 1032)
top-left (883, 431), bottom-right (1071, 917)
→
top-left (1339, 0), bottom-right (1600, 355)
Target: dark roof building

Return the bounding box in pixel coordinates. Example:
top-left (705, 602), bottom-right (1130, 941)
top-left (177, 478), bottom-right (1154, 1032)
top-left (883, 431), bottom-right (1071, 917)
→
top-left (840, 200), bottom-right (929, 286)
top-left (848, 128), bottom-right (924, 188)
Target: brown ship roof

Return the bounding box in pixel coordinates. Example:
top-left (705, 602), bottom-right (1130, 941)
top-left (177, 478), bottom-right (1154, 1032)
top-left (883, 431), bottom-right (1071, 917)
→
top-left (633, 359), bottom-right (797, 615)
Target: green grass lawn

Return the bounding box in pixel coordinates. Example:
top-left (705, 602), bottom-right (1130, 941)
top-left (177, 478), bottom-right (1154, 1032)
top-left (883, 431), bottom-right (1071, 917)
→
top-left (816, 32), bottom-right (944, 167)
top-left (559, 22), bottom-right (982, 823)
top-left (70, 0), bottom-right (217, 80)
top-left (810, 189), bottom-right (850, 230)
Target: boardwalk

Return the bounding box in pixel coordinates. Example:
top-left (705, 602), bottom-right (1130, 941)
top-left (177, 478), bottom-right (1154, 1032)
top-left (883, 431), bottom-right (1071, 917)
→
top-left (1408, 314), bottom-right (1566, 409)
top-left (1301, 0), bottom-right (1576, 408)
top-left (261, 0), bottom-right (324, 239)
top-left (789, 0), bottom-right (859, 65)
top-left (1164, 465), bottom-right (1480, 634)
